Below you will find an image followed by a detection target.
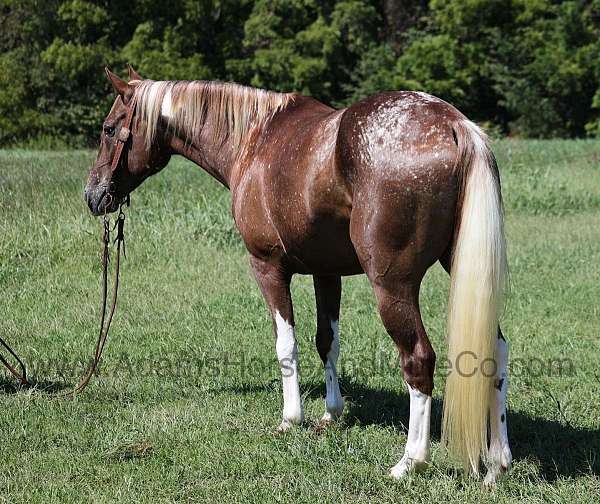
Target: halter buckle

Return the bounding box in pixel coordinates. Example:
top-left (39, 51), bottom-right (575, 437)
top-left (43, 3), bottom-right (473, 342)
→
top-left (118, 127), bottom-right (130, 143)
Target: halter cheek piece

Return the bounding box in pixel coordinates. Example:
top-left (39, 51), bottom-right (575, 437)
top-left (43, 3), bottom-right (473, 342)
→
top-left (110, 95), bottom-right (137, 173)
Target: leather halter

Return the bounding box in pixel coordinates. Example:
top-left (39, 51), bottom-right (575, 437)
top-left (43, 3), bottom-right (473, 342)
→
top-left (110, 95), bottom-right (137, 173)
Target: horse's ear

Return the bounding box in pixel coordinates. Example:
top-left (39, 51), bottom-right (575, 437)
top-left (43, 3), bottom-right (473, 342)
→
top-left (105, 67), bottom-right (130, 98)
top-left (127, 64), bottom-right (142, 82)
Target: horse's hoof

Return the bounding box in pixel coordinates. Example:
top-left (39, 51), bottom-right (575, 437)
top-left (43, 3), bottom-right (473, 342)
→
top-left (483, 470), bottom-right (497, 488)
top-left (320, 411), bottom-right (340, 424)
top-left (274, 425), bottom-right (288, 435)
top-left (321, 412), bottom-right (333, 423)
top-left (483, 462), bottom-right (510, 488)
top-left (389, 455), bottom-right (427, 479)
top-left (275, 420), bottom-right (293, 434)
top-left (389, 463), bottom-right (409, 479)
top-left (484, 444), bottom-right (512, 487)
top-left (312, 413), bottom-right (339, 434)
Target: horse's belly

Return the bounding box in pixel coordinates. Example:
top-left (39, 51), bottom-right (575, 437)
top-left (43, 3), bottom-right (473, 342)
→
top-left (281, 217), bottom-right (363, 275)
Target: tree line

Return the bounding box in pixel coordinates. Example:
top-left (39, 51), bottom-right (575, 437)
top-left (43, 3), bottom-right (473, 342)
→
top-left (1, 0), bottom-right (599, 146)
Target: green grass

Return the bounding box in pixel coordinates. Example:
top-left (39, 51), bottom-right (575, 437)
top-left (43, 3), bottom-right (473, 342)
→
top-left (0, 140), bottom-right (599, 502)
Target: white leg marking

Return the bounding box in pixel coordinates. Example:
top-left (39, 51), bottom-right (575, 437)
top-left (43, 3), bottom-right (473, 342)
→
top-left (275, 311), bottom-right (304, 431)
top-left (321, 319), bottom-right (344, 422)
top-left (389, 382), bottom-right (431, 479)
top-left (484, 336), bottom-right (512, 486)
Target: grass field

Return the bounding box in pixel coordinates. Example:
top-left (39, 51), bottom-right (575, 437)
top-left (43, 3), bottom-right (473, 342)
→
top-left (0, 140), bottom-right (599, 502)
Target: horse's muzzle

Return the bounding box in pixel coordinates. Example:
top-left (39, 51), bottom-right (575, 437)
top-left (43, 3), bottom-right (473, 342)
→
top-left (84, 184), bottom-right (120, 216)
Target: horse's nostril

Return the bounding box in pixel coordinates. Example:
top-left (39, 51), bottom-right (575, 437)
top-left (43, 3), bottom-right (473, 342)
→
top-left (84, 188), bottom-right (93, 205)
top-left (84, 185), bottom-right (101, 214)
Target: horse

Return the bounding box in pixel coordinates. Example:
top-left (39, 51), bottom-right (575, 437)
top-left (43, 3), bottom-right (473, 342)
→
top-left (84, 65), bottom-right (512, 485)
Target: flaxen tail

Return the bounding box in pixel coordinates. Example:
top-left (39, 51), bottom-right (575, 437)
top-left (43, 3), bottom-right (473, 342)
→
top-left (442, 120), bottom-right (508, 474)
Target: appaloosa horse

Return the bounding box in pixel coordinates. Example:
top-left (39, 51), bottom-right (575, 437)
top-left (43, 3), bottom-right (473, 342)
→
top-left (85, 66), bottom-right (512, 484)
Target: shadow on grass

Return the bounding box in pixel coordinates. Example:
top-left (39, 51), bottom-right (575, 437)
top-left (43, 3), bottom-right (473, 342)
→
top-left (339, 380), bottom-right (600, 482)
top-left (222, 378), bottom-right (600, 482)
top-left (0, 376), bottom-right (72, 394)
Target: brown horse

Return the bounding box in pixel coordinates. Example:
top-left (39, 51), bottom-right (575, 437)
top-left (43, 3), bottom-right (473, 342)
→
top-left (85, 66), bottom-right (512, 484)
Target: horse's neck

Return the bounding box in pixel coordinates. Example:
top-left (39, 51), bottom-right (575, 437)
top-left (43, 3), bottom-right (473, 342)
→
top-left (163, 81), bottom-right (293, 190)
top-left (167, 120), bottom-right (238, 189)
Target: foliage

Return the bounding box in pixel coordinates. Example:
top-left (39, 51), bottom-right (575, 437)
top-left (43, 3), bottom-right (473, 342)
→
top-left (0, 0), bottom-right (599, 145)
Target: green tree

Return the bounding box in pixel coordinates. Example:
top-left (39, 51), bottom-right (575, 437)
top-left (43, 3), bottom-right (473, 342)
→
top-left (0, 0), bottom-right (599, 144)
top-left (239, 0), bottom-right (381, 105)
top-left (494, 0), bottom-right (600, 137)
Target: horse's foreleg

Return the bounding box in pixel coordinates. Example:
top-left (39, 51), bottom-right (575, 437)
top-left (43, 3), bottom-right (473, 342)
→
top-left (313, 275), bottom-right (344, 423)
top-left (250, 256), bottom-right (304, 432)
top-left (484, 330), bottom-right (513, 486)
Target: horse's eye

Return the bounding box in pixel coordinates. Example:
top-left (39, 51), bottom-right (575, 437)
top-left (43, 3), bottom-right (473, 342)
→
top-left (103, 125), bottom-right (115, 137)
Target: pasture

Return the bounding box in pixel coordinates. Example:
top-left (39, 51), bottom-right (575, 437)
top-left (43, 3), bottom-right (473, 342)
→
top-left (0, 140), bottom-right (599, 502)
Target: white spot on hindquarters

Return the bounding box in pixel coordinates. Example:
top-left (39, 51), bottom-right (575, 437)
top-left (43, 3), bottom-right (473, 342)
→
top-left (413, 91), bottom-right (444, 104)
top-left (360, 92), bottom-right (453, 172)
top-left (322, 319), bottom-right (344, 422)
top-left (389, 383), bottom-right (431, 478)
top-left (275, 311), bottom-right (304, 430)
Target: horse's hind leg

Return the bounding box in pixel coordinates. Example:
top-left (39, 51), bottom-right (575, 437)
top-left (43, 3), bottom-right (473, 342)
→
top-left (349, 188), bottom-right (444, 476)
top-left (352, 234), bottom-right (435, 477)
top-left (313, 275), bottom-right (344, 423)
top-left (484, 330), bottom-right (513, 486)
top-left (369, 278), bottom-right (435, 477)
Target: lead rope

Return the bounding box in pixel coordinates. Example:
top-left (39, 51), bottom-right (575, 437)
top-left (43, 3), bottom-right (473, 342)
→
top-left (55, 203), bottom-right (127, 397)
top-left (0, 337), bottom-right (29, 386)
top-left (1, 98), bottom-right (135, 394)
top-left (0, 207), bottom-right (127, 395)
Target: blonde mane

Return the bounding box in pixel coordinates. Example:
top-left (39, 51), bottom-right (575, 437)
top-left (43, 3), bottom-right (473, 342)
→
top-left (133, 80), bottom-right (293, 153)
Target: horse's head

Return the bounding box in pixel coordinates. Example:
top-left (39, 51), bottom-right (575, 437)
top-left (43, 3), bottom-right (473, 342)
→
top-left (84, 66), bottom-right (172, 215)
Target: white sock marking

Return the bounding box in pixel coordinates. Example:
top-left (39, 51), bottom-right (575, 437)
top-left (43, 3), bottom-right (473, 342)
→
top-left (390, 382), bottom-right (431, 478)
top-left (485, 337), bottom-right (512, 485)
top-left (322, 319), bottom-right (344, 421)
top-left (275, 311), bottom-right (303, 427)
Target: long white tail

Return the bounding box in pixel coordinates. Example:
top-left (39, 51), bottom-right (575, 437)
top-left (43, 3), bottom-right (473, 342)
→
top-left (441, 120), bottom-right (508, 474)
